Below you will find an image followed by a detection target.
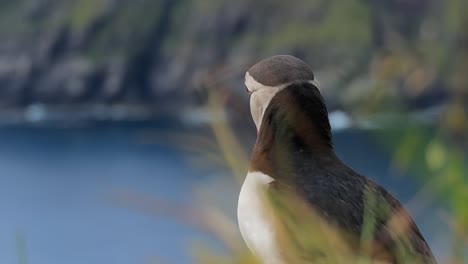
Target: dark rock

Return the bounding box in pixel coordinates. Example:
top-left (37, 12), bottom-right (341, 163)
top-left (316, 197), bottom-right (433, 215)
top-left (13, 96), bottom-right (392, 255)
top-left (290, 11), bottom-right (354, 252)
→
top-left (0, 0), bottom-right (457, 121)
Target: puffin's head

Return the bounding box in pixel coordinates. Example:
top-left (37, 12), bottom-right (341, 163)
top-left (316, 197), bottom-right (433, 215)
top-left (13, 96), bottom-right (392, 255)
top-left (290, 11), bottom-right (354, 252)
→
top-left (245, 55), bottom-right (320, 130)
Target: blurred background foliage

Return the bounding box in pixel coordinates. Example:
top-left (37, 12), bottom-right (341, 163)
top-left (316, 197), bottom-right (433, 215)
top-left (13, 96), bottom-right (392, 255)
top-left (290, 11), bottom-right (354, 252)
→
top-left (0, 0), bottom-right (466, 263)
top-left (0, 0), bottom-right (464, 112)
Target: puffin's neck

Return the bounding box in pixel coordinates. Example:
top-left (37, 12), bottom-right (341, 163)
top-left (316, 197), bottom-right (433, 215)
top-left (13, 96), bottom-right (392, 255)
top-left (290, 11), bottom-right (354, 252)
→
top-left (249, 82), bottom-right (337, 181)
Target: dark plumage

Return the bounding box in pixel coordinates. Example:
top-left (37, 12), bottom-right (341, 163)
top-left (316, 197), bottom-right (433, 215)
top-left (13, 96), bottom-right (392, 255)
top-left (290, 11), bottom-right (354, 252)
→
top-left (243, 56), bottom-right (436, 263)
top-left (248, 55), bottom-right (315, 86)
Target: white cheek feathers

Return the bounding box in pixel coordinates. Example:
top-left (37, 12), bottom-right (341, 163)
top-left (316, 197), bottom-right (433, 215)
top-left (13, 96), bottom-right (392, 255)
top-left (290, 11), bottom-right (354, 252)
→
top-left (245, 71), bottom-right (320, 132)
top-left (245, 72), bottom-right (262, 94)
top-left (249, 86), bottom-right (282, 131)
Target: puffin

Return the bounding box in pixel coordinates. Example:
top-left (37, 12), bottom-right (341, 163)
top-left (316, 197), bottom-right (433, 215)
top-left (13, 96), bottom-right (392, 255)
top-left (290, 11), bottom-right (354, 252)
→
top-left (237, 55), bottom-right (436, 263)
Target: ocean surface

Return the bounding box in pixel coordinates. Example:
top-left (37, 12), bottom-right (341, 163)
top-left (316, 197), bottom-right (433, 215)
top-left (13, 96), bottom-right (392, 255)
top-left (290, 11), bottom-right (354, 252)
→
top-left (0, 119), bottom-right (447, 264)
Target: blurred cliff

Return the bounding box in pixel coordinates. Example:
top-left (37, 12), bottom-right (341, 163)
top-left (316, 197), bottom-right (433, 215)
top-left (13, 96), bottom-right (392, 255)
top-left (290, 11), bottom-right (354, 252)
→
top-left (0, 0), bottom-right (464, 122)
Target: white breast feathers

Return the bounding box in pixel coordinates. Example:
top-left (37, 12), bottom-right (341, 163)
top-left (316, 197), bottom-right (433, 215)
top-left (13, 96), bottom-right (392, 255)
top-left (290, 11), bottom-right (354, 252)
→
top-left (237, 171), bottom-right (285, 264)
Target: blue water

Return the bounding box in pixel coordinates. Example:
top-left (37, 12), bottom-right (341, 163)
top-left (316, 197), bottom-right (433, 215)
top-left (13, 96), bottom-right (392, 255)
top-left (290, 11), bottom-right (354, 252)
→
top-left (0, 121), bottom-right (446, 264)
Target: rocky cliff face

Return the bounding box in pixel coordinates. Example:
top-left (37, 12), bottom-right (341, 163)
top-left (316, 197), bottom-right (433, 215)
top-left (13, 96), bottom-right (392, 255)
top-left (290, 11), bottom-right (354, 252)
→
top-left (0, 0), bottom-right (459, 119)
